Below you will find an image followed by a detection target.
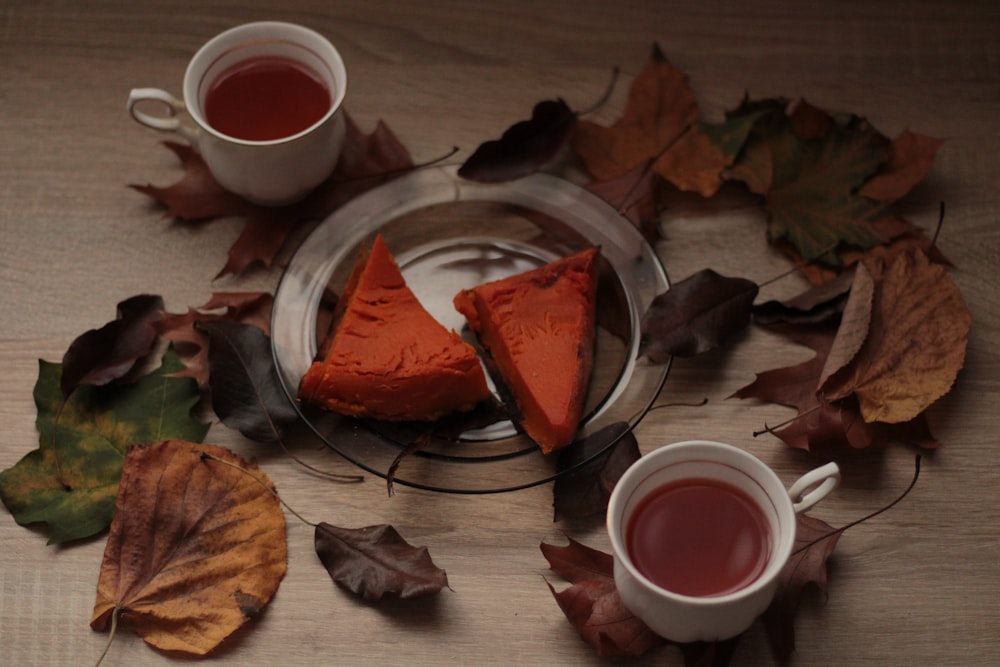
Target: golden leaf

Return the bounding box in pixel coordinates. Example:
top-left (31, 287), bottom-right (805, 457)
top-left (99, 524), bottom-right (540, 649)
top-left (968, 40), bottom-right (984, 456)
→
top-left (90, 440), bottom-right (287, 655)
top-left (820, 249), bottom-right (971, 423)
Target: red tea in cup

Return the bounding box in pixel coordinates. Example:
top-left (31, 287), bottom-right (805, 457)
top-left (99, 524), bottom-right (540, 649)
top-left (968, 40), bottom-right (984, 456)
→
top-left (625, 477), bottom-right (772, 597)
top-left (204, 55), bottom-right (331, 141)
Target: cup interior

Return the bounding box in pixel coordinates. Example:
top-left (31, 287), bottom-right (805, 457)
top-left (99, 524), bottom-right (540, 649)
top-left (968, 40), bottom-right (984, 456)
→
top-left (608, 441), bottom-right (796, 601)
top-left (182, 22), bottom-right (347, 143)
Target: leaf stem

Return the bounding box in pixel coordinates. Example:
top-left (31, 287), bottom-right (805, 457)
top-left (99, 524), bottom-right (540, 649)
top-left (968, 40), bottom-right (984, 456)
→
top-left (578, 66), bottom-right (621, 117)
top-left (753, 405), bottom-right (820, 437)
top-left (793, 454), bottom-right (922, 556)
top-left (198, 451), bottom-right (317, 528)
top-left (93, 605), bottom-right (121, 667)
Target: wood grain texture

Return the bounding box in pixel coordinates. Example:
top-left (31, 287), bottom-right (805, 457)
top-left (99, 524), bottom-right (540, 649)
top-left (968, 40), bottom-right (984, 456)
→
top-left (1, 1), bottom-right (998, 665)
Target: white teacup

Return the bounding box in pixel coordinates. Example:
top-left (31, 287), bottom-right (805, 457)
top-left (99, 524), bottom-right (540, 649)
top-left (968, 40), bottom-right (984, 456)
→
top-left (607, 440), bottom-right (840, 643)
top-left (127, 21), bottom-right (347, 205)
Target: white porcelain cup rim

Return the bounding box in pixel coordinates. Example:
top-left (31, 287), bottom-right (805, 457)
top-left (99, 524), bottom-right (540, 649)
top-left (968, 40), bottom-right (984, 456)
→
top-left (606, 440), bottom-right (841, 641)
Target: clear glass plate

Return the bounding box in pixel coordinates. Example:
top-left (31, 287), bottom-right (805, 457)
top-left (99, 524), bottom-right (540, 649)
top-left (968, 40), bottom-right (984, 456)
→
top-left (271, 165), bottom-right (671, 493)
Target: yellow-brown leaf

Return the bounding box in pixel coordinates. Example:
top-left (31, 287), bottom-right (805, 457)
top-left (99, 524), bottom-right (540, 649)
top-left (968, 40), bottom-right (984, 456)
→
top-left (820, 249), bottom-right (971, 423)
top-left (90, 440), bottom-right (287, 655)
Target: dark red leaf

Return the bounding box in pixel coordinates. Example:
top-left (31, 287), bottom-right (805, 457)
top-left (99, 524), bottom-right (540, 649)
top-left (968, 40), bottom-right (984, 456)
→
top-left (195, 320), bottom-right (299, 443)
top-left (553, 421), bottom-right (640, 521)
top-left (60, 294), bottom-right (165, 396)
top-left (314, 522), bottom-right (448, 600)
top-left (585, 162), bottom-right (662, 244)
top-left (640, 269), bottom-right (759, 360)
top-left (134, 113), bottom-right (414, 277)
top-left (541, 538), bottom-right (665, 658)
top-left (752, 268), bottom-right (855, 325)
top-left (763, 514), bottom-right (840, 665)
top-left (458, 99), bottom-right (577, 182)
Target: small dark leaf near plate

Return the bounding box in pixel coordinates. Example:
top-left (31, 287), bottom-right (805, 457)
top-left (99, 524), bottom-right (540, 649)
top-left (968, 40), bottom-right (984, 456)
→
top-left (553, 421), bottom-right (640, 521)
top-left (458, 99), bottom-right (578, 183)
top-left (60, 293), bottom-right (164, 397)
top-left (314, 522), bottom-right (449, 601)
top-left (640, 269), bottom-right (759, 361)
top-left (197, 320), bottom-right (300, 442)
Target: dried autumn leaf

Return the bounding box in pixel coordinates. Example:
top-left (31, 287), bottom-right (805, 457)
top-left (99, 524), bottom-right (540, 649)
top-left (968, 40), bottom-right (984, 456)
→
top-left (573, 45), bottom-right (735, 197)
top-left (155, 291), bottom-right (274, 385)
top-left (541, 538), bottom-right (665, 658)
top-left (91, 440), bottom-right (287, 655)
top-left (584, 162), bottom-right (662, 244)
top-left (858, 130), bottom-right (946, 202)
top-left (196, 320), bottom-right (300, 443)
top-left (752, 268), bottom-right (855, 326)
top-left (0, 348), bottom-right (209, 544)
top-left (314, 522), bottom-right (449, 600)
top-left (60, 294), bottom-right (164, 397)
top-left (731, 325), bottom-right (941, 451)
top-left (640, 269), bottom-right (759, 361)
top-left (134, 112), bottom-right (413, 277)
top-left (820, 249), bottom-right (971, 423)
top-left (553, 421), bottom-right (640, 521)
top-left (816, 262), bottom-right (875, 387)
top-left (729, 99), bottom-right (894, 266)
top-left (763, 513), bottom-right (840, 665)
top-left (458, 99), bottom-right (578, 182)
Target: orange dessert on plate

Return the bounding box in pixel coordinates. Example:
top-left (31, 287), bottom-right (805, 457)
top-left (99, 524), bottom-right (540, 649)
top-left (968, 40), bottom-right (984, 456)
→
top-left (298, 234), bottom-right (491, 421)
top-left (453, 247), bottom-right (599, 453)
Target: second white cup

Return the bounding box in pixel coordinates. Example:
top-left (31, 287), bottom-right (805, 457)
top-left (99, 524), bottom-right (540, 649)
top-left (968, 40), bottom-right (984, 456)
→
top-left (607, 440), bottom-right (840, 643)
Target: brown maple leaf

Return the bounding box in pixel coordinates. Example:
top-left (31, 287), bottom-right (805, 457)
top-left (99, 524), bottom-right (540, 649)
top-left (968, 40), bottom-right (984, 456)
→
top-left (90, 440), bottom-right (287, 656)
top-left (763, 514), bottom-right (841, 665)
top-left (133, 112), bottom-right (414, 277)
top-left (155, 291), bottom-right (274, 385)
top-left (572, 44), bottom-right (734, 197)
top-left (858, 129), bottom-right (946, 202)
top-left (541, 538), bottom-right (665, 658)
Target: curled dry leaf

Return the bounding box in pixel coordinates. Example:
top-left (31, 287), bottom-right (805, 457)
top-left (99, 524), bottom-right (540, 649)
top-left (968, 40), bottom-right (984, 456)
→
top-left (60, 294), bottom-right (164, 397)
top-left (820, 249), bottom-right (971, 423)
top-left (155, 291), bottom-right (274, 385)
top-left (314, 522), bottom-right (449, 600)
top-left (458, 99), bottom-right (578, 182)
top-left (640, 269), bottom-right (759, 361)
top-left (91, 440), bottom-right (287, 656)
top-left (752, 268), bottom-right (855, 326)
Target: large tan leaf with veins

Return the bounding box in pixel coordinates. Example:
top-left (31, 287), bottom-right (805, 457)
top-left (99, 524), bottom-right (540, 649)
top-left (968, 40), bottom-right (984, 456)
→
top-left (90, 440), bottom-right (287, 655)
top-left (820, 249), bottom-right (971, 423)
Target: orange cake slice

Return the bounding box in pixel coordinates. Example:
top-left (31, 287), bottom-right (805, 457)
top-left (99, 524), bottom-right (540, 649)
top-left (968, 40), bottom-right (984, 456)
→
top-left (298, 234), bottom-right (491, 421)
top-left (453, 247), bottom-right (599, 453)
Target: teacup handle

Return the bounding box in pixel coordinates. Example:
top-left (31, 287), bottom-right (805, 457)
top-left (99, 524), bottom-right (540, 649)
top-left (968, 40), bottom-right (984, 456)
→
top-left (788, 462), bottom-right (841, 513)
top-left (127, 88), bottom-right (199, 144)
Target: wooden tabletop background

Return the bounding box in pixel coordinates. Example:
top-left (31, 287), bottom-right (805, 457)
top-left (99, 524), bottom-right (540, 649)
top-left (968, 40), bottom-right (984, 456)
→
top-left (2, 1), bottom-right (998, 665)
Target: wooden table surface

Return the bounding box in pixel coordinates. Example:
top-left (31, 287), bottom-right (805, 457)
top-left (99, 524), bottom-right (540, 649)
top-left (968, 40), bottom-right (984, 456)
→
top-left (2, 1), bottom-right (998, 665)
